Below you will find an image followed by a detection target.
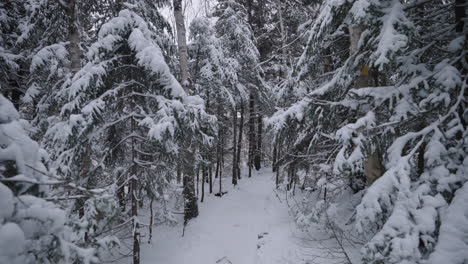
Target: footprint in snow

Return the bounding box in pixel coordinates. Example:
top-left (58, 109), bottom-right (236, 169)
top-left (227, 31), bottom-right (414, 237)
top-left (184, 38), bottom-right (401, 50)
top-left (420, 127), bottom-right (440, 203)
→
top-left (257, 232), bottom-right (269, 249)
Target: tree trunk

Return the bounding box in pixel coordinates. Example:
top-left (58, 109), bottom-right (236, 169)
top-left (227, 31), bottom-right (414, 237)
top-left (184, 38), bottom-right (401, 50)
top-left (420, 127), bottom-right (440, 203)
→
top-left (248, 93), bottom-right (255, 177)
top-left (131, 174), bottom-right (140, 264)
top-left (254, 113), bottom-right (262, 170)
top-left (117, 172), bottom-right (126, 211)
top-left (173, 0), bottom-right (198, 222)
top-left (232, 106), bottom-right (238, 185)
top-left (67, 0), bottom-right (81, 74)
top-left (196, 168), bottom-right (199, 198)
top-left (176, 165), bottom-right (181, 184)
top-left (455, 0), bottom-right (465, 33)
top-left (173, 0), bottom-right (190, 87)
top-left (215, 100), bottom-right (222, 179)
top-left (183, 165), bottom-right (198, 223)
top-left (454, 0), bottom-right (467, 130)
top-left (201, 166), bottom-right (205, 202)
top-left (130, 118), bottom-right (140, 264)
top-left (219, 137), bottom-right (223, 194)
top-left (275, 165), bottom-right (280, 189)
top-left (209, 164), bottom-right (213, 193)
top-left (236, 100), bottom-right (244, 180)
top-left (215, 158), bottom-right (219, 179)
top-left (272, 137), bottom-right (278, 172)
top-left (349, 26), bottom-right (369, 88)
top-left (148, 197), bottom-right (154, 244)
top-left (278, 0), bottom-right (289, 78)
top-left (349, 26), bottom-right (381, 186)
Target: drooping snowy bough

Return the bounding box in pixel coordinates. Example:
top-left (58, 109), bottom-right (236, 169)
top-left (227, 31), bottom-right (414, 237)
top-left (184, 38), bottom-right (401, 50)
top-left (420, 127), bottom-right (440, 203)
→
top-left (268, 0), bottom-right (467, 263)
top-left (0, 94), bottom-right (101, 264)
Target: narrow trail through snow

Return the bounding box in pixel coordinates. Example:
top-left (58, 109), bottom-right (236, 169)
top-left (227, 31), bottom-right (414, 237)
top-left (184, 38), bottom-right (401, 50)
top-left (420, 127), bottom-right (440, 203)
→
top-left (141, 168), bottom-right (305, 264)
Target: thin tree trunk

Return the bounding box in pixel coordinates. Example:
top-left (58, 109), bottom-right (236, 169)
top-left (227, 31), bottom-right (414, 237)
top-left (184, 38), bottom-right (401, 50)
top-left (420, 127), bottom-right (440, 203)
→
top-left (236, 100), bottom-right (244, 180)
top-left (196, 168), bottom-right (199, 198)
top-left (201, 166), bottom-right (205, 202)
top-left (66, 0), bottom-right (82, 74)
top-left (272, 138), bottom-right (278, 172)
top-left (148, 197), bottom-right (154, 244)
top-left (219, 122), bottom-right (225, 195)
top-left (232, 106), bottom-right (238, 185)
top-left (254, 113), bottom-right (262, 170)
top-left (219, 136), bottom-right (223, 195)
top-left (117, 172), bottom-right (126, 211)
top-left (215, 158), bottom-right (219, 179)
top-left (248, 93), bottom-right (255, 177)
top-left (130, 118), bottom-right (140, 264)
top-left (209, 164), bottom-right (213, 193)
top-left (275, 165), bottom-right (280, 189)
top-left (131, 175), bottom-right (140, 264)
top-left (454, 0), bottom-right (467, 130)
top-left (215, 100), bottom-right (222, 180)
top-left (277, 0), bottom-right (290, 78)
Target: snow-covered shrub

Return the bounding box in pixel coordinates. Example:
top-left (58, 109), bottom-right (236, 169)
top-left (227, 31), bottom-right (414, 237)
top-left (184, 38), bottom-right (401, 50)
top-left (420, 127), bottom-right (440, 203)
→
top-left (0, 93), bottom-right (99, 264)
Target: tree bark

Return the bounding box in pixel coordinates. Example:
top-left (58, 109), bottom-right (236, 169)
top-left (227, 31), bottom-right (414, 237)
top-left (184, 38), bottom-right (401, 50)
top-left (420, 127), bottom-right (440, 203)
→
top-left (173, 0), bottom-right (198, 222)
top-left (254, 113), bottom-right (262, 170)
top-left (248, 93), bottom-right (255, 177)
top-left (272, 137), bottom-right (278, 172)
top-left (215, 158), bottom-right (219, 179)
top-left (232, 106), bottom-right (238, 185)
top-left (67, 0), bottom-right (82, 74)
top-left (173, 0), bottom-right (190, 87)
top-left (349, 26), bottom-right (381, 186)
top-left (196, 168), bottom-right (199, 198)
top-left (209, 164), bottom-right (213, 193)
top-left (349, 26), bottom-right (369, 88)
top-left (278, 0), bottom-right (288, 78)
top-left (201, 166), bottom-right (205, 202)
top-left (183, 158), bottom-right (198, 224)
top-left (130, 118), bottom-right (140, 264)
top-left (236, 101), bottom-right (244, 180)
top-left (275, 164), bottom-right (280, 189)
top-left (455, 0), bottom-right (465, 33)
top-left (176, 165), bottom-right (182, 184)
top-left (148, 197), bottom-right (154, 244)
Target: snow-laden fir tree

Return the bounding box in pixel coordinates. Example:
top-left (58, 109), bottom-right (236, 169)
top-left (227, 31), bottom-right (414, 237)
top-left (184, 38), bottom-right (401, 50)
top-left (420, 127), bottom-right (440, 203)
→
top-left (268, 0), bottom-right (467, 263)
top-left (0, 93), bottom-right (104, 264)
top-left (43, 4), bottom-right (215, 263)
top-left (189, 17), bottom-right (237, 191)
top-left (213, 0), bottom-right (266, 178)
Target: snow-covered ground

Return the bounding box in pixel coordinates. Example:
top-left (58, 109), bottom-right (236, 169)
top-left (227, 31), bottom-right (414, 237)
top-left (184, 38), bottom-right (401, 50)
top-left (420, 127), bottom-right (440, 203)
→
top-left (138, 168), bottom-right (309, 264)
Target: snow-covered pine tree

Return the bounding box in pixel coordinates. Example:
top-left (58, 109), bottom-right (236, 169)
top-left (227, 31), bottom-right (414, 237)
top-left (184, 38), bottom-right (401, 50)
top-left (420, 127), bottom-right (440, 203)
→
top-left (44, 4), bottom-right (215, 263)
top-left (0, 2), bottom-right (22, 107)
top-left (189, 17), bottom-right (239, 191)
top-left (269, 0), bottom-right (467, 262)
top-left (0, 93), bottom-right (103, 264)
top-left (213, 0), bottom-right (265, 178)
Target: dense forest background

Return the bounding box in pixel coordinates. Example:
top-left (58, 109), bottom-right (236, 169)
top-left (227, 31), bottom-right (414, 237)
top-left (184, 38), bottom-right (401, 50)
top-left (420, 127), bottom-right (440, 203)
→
top-left (0, 0), bottom-right (466, 263)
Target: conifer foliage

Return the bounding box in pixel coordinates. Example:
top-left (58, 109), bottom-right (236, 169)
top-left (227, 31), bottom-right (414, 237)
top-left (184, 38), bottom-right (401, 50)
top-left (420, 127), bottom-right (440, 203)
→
top-left (269, 0), bottom-right (467, 263)
top-left (0, 0), bottom-right (466, 263)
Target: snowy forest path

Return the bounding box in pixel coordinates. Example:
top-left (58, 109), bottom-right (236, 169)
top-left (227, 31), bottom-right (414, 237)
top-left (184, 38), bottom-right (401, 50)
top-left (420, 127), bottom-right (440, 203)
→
top-left (139, 168), bottom-right (304, 264)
